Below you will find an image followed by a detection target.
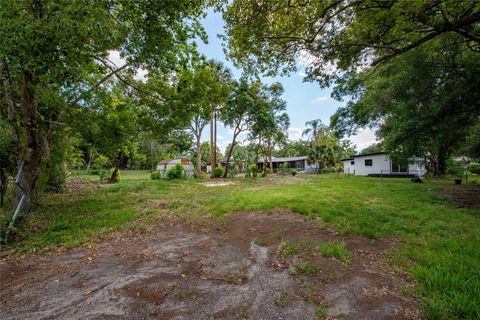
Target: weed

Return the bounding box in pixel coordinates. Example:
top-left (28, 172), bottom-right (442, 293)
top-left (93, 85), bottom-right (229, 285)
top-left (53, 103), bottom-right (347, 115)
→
top-left (293, 262), bottom-right (317, 275)
top-left (275, 290), bottom-right (289, 307)
top-left (279, 242), bottom-right (296, 257)
top-left (315, 241), bottom-right (351, 265)
top-left (174, 289), bottom-right (197, 299)
top-left (254, 236), bottom-right (266, 246)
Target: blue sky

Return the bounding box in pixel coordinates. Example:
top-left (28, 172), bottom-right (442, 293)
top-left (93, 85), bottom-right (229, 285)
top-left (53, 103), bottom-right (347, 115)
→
top-left (195, 10), bottom-right (376, 153)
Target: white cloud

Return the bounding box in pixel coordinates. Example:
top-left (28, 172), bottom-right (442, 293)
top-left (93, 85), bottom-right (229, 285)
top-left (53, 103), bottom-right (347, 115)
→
top-left (315, 96), bottom-right (330, 102)
top-left (349, 128), bottom-right (377, 152)
top-left (107, 50), bottom-right (148, 81)
top-left (297, 71), bottom-right (307, 78)
top-left (288, 127), bottom-right (302, 141)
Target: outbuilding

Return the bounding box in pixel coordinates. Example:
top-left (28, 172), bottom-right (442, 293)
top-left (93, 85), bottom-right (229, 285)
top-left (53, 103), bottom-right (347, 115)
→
top-left (341, 152), bottom-right (425, 177)
top-left (157, 158), bottom-right (194, 172)
top-left (257, 156), bottom-right (315, 173)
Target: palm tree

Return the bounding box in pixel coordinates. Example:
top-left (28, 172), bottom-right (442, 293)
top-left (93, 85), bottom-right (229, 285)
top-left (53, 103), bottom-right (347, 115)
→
top-left (302, 119), bottom-right (325, 172)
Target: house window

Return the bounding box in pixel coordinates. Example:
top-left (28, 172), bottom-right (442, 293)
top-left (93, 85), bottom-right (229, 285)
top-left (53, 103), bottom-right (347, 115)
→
top-left (351, 160), bottom-right (355, 165)
top-left (365, 159), bottom-right (373, 166)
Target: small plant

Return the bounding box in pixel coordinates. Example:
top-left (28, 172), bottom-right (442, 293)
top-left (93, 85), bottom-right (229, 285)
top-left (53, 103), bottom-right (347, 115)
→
top-left (315, 241), bottom-right (351, 265)
top-left (291, 169), bottom-right (298, 176)
top-left (279, 242), bottom-right (296, 256)
top-left (275, 290), bottom-right (289, 307)
top-left (98, 169), bottom-right (109, 182)
top-left (254, 236), bottom-right (266, 246)
top-left (214, 166), bottom-right (224, 177)
top-left (279, 163), bottom-right (289, 175)
top-left (293, 261), bottom-right (317, 275)
top-left (166, 163), bottom-right (184, 179)
top-left (314, 301), bottom-right (329, 320)
top-left (261, 169), bottom-right (268, 177)
top-left (174, 289), bottom-right (197, 299)
top-left (248, 164), bottom-right (258, 177)
top-left (150, 171), bottom-right (161, 180)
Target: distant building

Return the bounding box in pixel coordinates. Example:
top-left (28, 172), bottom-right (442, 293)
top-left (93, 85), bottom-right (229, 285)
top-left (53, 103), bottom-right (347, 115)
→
top-left (341, 152), bottom-right (425, 177)
top-left (257, 156), bottom-right (315, 173)
top-left (156, 158), bottom-right (194, 172)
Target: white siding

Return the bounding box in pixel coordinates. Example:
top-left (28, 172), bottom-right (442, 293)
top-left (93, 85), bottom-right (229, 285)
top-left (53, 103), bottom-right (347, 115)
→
top-left (342, 159), bottom-right (355, 174)
top-left (353, 154), bottom-right (391, 175)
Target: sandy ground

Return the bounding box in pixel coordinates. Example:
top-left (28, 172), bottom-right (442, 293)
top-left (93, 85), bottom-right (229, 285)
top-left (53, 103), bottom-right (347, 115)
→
top-left (0, 212), bottom-right (418, 320)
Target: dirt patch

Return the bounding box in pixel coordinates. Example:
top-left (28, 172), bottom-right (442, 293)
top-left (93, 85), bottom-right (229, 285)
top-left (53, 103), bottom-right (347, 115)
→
top-left (434, 183), bottom-right (480, 209)
top-left (0, 212), bottom-right (418, 319)
top-left (203, 180), bottom-right (236, 187)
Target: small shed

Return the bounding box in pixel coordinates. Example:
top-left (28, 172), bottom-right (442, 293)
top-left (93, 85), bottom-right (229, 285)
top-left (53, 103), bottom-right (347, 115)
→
top-left (341, 152), bottom-right (425, 177)
top-left (156, 158), bottom-right (194, 172)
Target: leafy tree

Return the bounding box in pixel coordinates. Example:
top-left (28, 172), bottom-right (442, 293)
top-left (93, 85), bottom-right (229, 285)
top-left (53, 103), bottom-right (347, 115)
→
top-left (331, 44), bottom-right (480, 175)
top-left (274, 140), bottom-right (311, 158)
top-left (0, 0), bottom-right (208, 216)
top-left (222, 79), bottom-right (288, 177)
top-left (302, 119), bottom-right (326, 171)
top-left (179, 60), bottom-right (231, 177)
top-left (223, 0), bottom-right (480, 85)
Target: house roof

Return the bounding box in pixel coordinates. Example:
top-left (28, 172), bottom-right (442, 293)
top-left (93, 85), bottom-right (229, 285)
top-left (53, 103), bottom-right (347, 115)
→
top-left (158, 159), bottom-right (171, 165)
top-left (257, 156), bottom-right (308, 163)
top-left (341, 152), bottom-right (388, 161)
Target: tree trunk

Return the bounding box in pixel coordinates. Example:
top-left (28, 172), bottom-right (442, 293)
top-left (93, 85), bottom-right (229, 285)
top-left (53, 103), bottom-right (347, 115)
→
top-left (109, 153), bottom-right (121, 183)
top-left (223, 131), bottom-right (238, 178)
top-left (210, 111), bottom-right (216, 178)
top-left (0, 168), bottom-right (7, 208)
top-left (13, 71), bottom-right (43, 214)
top-left (268, 140), bottom-right (273, 174)
top-left (195, 134), bottom-right (202, 177)
top-left (437, 151), bottom-right (447, 176)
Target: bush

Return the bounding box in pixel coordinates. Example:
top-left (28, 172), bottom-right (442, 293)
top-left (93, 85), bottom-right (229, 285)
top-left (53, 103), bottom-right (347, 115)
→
top-left (291, 169), bottom-right (298, 176)
top-left (248, 164), bottom-right (258, 178)
top-left (468, 162), bottom-right (480, 174)
top-left (214, 167), bottom-right (224, 177)
top-left (279, 163), bottom-right (289, 175)
top-left (150, 171), bottom-right (161, 180)
top-left (166, 163), bottom-right (184, 179)
top-left (322, 167), bottom-right (337, 174)
top-left (109, 168), bottom-right (121, 182)
top-left (98, 169), bottom-right (109, 182)
top-left (446, 159), bottom-right (464, 178)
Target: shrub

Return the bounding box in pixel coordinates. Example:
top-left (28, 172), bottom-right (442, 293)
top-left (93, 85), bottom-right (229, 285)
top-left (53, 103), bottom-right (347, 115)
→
top-left (446, 159), bottom-right (464, 178)
top-left (279, 163), bottom-right (289, 175)
top-left (468, 162), bottom-right (480, 174)
top-left (166, 163), bottom-right (184, 179)
top-left (214, 167), bottom-right (224, 177)
top-left (322, 167), bottom-right (337, 174)
top-left (248, 164), bottom-right (258, 177)
top-left (291, 169), bottom-right (298, 176)
top-left (98, 169), bottom-right (109, 182)
top-left (150, 171), bottom-right (161, 180)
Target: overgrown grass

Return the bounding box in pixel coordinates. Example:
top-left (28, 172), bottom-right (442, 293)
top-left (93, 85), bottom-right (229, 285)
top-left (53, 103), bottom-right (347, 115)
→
top-left (315, 241), bottom-right (351, 265)
top-left (2, 173), bottom-right (480, 319)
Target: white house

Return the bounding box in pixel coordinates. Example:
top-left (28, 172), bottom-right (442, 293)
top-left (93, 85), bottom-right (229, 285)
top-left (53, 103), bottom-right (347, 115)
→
top-left (157, 158), bottom-right (194, 173)
top-left (257, 156), bottom-right (315, 173)
top-left (341, 152), bottom-right (425, 177)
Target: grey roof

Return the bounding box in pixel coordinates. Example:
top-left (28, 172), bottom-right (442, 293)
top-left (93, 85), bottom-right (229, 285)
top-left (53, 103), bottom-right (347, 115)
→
top-left (257, 156), bottom-right (308, 163)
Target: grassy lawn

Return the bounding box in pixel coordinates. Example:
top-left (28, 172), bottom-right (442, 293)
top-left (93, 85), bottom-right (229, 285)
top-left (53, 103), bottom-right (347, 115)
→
top-left (2, 171), bottom-right (480, 319)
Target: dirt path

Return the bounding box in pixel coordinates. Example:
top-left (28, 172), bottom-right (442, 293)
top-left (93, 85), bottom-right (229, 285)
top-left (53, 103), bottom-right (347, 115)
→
top-left (0, 212), bottom-right (418, 319)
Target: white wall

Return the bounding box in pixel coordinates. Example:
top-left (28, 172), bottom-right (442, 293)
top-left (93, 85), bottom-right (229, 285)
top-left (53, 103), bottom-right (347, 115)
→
top-left (343, 159), bottom-right (355, 174)
top-left (343, 154), bottom-right (426, 176)
top-left (345, 154), bottom-right (391, 176)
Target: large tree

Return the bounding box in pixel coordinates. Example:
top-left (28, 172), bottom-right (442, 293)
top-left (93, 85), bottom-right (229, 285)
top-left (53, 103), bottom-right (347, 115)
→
top-left (223, 0), bottom-right (480, 85)
top-left (178, 60), bottom-right (231, 177)
top-left (330, 43), bottom-right (480, 175)
top-left (0, 0), bottom-right (208, 215)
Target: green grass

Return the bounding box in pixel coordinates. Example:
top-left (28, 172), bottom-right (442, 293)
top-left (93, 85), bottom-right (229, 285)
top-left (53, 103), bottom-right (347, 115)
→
top-left (2, 173), bottom-right (480, 319)
top-left (293, 261), bottom-right (318, 275)
top-left (315, 241), bottom-right (351, 265)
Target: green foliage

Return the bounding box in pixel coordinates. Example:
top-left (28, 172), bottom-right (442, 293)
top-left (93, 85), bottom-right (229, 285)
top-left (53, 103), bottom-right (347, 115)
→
top-left (315, 241), bottom-right (351, 265)
top-left (280, 242), bottom-right (296, 257)
top-left (293, 262), bottom-right (317, 276)
top-left (45, 170), bottom-right (72, 193)
top-left (279, 163), bottom-right (289, 175)
top-left (150, 171), bottom-right (161, 180)
top-left (447, 159), bottom-right (465, 179)
top-left (468, 163), bottom-right (480, 175)
top-left (166, 164), bottom-right (184, 180)
top-left (98, 169), bottom-right (109, 182)
top-left (291, 169), bottom-right (298, 176)
top-left (247, 164), bottom-right (258, 178)
top-left (214, 167), bottom-right (224, 177)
